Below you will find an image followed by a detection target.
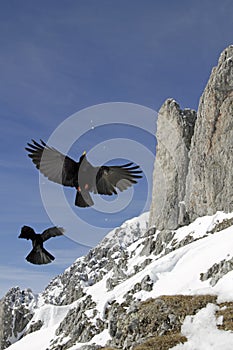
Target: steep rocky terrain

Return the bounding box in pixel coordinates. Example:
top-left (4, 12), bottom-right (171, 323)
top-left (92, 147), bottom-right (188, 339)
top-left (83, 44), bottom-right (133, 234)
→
top-left (149, 99), bottom-right (196, 230)
top-left (185, 45), bottom-right (233, 221)
top-left (149, 45), bottom-right (233, 229)
top-left (1, 45), bottom-right (233, 350)
top-left (2, 211), bottom-right (233, 350)
top-left (0, 288), bottom-right (36, 349)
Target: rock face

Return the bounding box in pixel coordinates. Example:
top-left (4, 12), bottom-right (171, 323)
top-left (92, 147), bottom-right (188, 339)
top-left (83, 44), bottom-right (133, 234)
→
top-left (0, 287), bottom-right (36, 349)
top-left (108, 295), bottom-right (217, 349)
top-left (149, 99), bottom-right (196, 230)
top-left (185, 45), bottom-right (233, 221)
top-left (150, 45), bottom-right (233, 229)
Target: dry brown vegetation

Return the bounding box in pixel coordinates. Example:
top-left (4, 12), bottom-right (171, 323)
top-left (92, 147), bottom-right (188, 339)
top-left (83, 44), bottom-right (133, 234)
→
top-left (133, 333), bottom-right (187, 350)
top-left (101, 294), bottom-right (233, 350)
top-left (217, 301), bottom-right (233, 331)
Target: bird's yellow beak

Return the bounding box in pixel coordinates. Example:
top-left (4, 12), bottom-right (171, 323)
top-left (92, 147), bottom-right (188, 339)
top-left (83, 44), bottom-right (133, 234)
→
top-left (82, 150), bottom-right (86, 156)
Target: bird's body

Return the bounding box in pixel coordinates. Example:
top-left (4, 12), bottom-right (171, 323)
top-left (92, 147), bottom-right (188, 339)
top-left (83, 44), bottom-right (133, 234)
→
top-left (25, 139), bottom-right (143, 207)
top-left (19, 226), bottom-right (64, 265)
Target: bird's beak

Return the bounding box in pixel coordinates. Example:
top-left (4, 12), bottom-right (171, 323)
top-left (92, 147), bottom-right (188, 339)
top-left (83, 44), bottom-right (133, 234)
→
top-left (82, 151), bottom-right (86, 156)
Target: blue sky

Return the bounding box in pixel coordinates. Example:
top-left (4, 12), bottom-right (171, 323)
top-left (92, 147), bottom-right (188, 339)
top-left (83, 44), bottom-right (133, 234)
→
top-left (1, 0), bottom-right (233, 297)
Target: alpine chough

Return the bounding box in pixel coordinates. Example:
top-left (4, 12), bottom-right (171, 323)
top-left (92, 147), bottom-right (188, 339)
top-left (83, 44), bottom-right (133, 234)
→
top-left (25, 139), bottom-right (142, 207)
top-left (19, 225), bottom-right (64, 265)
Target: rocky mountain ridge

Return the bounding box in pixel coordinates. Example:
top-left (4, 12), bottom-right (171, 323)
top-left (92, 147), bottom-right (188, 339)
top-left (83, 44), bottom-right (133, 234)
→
top-left (150, 45), bottom-right (233, 229)
top-left (0, 287), bottom-right (36, 349)
top-left (2, 211), bottom-right (233, 350)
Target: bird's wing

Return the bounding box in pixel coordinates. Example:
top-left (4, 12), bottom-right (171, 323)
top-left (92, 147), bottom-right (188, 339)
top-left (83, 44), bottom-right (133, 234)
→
top-left (25, 139), bottom-right (78, 187)
top-left (95, 163), bottom-right (142, 195)
top-left (41, 227), bottom-right (65, 242)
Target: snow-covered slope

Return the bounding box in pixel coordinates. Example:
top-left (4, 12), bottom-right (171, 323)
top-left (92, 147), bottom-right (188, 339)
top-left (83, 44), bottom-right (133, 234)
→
top-left (4, 211), bottom-right (233, 350)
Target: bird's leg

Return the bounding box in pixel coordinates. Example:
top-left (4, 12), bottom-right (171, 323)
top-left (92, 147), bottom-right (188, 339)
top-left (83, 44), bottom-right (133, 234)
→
top-left (76, 185), bottom-right (88, 192)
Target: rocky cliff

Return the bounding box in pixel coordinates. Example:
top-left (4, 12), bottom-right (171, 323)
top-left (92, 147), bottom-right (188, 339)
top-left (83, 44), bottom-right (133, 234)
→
top-left (0, 287), bottom-right (36, 349)
top-left (185, 45), bottom-right (233, 221)
top-left (149, 45), bottom-right (233, 229)
top-left (149, 99), bottom-right (196, 230)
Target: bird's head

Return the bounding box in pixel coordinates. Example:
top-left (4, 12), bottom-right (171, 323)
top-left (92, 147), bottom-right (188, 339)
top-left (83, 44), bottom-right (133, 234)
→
top-left (18, 226), bottom-right (35, 240)
top-left (79, 150), bottom-right (87, 163)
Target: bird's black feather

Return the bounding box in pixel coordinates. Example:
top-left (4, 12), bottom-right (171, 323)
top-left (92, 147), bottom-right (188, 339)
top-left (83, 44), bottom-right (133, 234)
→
top-left (19, 226), bottom-right (64, 265)
top-left (25, 139), bottom-right (143, 207)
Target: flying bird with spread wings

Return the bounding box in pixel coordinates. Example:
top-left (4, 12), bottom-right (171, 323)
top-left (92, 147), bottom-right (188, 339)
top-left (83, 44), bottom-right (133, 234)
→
top-left (25, 139), bottom-right (142, 207)
top-left (19, 226), bottom-right (64, 265)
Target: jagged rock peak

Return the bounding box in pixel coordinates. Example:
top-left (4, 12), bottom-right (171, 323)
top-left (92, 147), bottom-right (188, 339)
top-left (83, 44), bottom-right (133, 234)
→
top-left (185, 45), bottom-right (233, 221)
top-left (218, 45), bottom-right (233, 66)
top-left (158, 98), bottom-right (197, 150)
top-left (149, 98), bottom-right (196, 230)
top-left (150, 45), bottom-right (233, 229)
top-left (0, 287), bottom-right (37, 349)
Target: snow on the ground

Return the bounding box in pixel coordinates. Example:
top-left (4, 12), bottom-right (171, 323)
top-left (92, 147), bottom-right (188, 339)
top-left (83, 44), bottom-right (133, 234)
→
top-left (6, 303), bottom-right (70, 350)
top-left (6, 326), bottom-right (60, 350)
top-left (171, 303), bottom-right (233, 350)
top-left (146, 223), bottom-right (233, 300)
top-left (87, 211), bottom-right (233, 312)
top-left (103, 211), bottom-right (149, 248)
top-left (173, 211), bottom-right (233, 242)
top-left (68, 329), bottom-right (111, 350)
top-left (5, 211), bottom-right (233, 350)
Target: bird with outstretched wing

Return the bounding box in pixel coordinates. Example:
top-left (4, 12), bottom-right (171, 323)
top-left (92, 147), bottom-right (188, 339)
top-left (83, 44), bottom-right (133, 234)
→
top-left (19, 225), bottom-right (64, 265)
top-left (25, 139), bottom-right (143, 207)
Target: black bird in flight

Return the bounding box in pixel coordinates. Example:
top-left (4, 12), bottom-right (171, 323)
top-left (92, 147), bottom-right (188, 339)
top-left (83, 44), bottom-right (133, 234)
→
top-left (25, 139), bottom-right (143, 207)
top-left (19, 226), bottom-right (64, 265)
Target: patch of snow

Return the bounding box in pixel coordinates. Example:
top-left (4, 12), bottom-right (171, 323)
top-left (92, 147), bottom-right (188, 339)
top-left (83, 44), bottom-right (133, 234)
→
top-left (31, 304), bottom-right (69, 329)
top-left (171, 303), bottom-right (233, 350)
top-left (214, 270), bottom-right (233, 303)
top-left (173, 211), bottom-right (233, 243)
top-left (6, 326), bottom-right (59, 350)
top-left (6, 303), bottom-right (71, 350)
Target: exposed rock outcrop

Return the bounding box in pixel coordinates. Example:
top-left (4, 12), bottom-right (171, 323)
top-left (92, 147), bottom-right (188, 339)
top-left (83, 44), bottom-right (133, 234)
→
top-left (0, 287), bottom-right (36, 349)
top-left (150, 45), bottom-right (233, 229)
top-left (185, 45), bottom-right (233, 221)
top-left (149, 99), bottom-right (196, 230)
top-left (42, 213), bottom-right (149, 307)
top-left (200, 257), bottom-right (233, 286)
top-left (106, 295), bottom-right (217, 349)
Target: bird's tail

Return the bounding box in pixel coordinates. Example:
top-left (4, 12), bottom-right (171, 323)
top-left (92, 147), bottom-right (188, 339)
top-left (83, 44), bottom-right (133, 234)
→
top-left (75, 190), bottom-right (94, 207)
top-left (26, 246), bottom-right (55, 265)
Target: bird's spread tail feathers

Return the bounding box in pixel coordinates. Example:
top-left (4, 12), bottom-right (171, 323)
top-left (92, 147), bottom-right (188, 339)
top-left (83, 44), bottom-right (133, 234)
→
top-left (75, 189), bottom-right (94, 207)
top-left (26, 246), bottom-right (55, 265)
